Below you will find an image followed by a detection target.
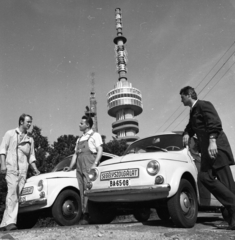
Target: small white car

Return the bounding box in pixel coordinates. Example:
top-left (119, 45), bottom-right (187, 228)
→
top-left (85, 132), bottom-right (235, 228)
top-left (18, 152), bottom-right (117, 229)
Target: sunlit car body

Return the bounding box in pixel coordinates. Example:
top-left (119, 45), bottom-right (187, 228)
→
top-left (85, 132), bottom-right (235, 228)
top-left (17, 152), bottom-right (117, 229)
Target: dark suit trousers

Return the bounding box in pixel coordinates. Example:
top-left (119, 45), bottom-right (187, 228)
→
top-left (199, 165), bottom-right (235, 207)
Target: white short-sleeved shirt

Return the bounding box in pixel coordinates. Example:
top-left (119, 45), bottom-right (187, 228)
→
top-left (75, 129), bottom-right (103, 153)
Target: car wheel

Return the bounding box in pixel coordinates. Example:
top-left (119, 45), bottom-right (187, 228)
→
top-left (133, 208), bottom-right (151, 222)
top-left (221, 207), bottom-right (230, 223)
top-left (17, 212), bottom-right (39, 229)
top-left (88, 200), bottom-right (116, 224)
top-left (156, 207), bottom-right (171, 222)
top-left (52, 189), bottom-right (82, 226)
top-left (167, 179), bottom-right (198, 228)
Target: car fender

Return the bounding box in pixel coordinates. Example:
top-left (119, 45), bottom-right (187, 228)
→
top-left (167, 166), bottom-right (198, 199)
top-left (46, 178), bottom-right (79, 207)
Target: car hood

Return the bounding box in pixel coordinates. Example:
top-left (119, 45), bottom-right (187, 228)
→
top-left (26, 170), bottom-right (76, 183)
top-left (100, 151), bottom-right (188, 166)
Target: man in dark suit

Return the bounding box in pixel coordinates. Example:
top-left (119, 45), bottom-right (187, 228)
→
top-left (180, 86), bottom-right (235, 230)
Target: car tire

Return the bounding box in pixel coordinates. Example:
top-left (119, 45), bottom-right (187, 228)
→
top-left (17, 212), bottom-right (39, 229)
top-left (88, 200), bottom-right (116, 224)
top-left (167, 179), bottom-right (198, 228)
top-left (133, 208), bottom-right (151, 222)
top-left (156, 207), bottom-right (171, 222)
top-left (52, 189), bottom-right (82, 226)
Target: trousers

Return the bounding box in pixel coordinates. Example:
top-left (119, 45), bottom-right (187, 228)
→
top-left (0, 172), bottom-right (26, 227)
top-left (199, 165), bottom-right (235, 208)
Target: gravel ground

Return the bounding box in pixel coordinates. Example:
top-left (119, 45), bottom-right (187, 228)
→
top-left (1, 222), bottom-right (235, 240)
top-left (0, 226), bottom-right (167, 240)
top-left (1, 212), bottom-right (235, 240)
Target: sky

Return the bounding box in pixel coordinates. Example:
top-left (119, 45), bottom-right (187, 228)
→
top-left (1, 0), bottom-right (235, 153)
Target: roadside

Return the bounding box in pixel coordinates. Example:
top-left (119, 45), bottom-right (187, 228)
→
top-left (1, 212), bottom-right (235, 240)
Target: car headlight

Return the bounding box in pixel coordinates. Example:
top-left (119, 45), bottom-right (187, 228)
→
top-left (89, 168), bottom-right (99, 181)
top-left (37, 180), bottom-right (44, 191)
top-left (146, 160), bottom-right (160, 176)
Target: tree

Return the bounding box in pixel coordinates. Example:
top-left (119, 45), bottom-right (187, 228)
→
top-left (103, 137), bottom-right (128, 156)
top-left (28, 126), bottom-right (50, 174)
top-left (0, 175), bottom-right (7, 222)
top-left (46, 135), bottom-right (79, 172)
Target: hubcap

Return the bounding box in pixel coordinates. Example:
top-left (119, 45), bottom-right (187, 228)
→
top-left (62, 200), bottom-right (77, 218)
top-left (180, 192), bottom-right (190, 213)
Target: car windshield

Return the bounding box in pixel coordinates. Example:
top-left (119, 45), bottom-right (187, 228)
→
top-left (51, 156), bottom-right (75, 172)
top-left (51, 153), bottom-right (116, 172)
top-left (124, 134), bottom-right (184, 154)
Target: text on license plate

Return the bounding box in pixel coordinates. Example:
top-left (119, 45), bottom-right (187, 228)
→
top-left (110, 179), bottom-right (130, 187)
top-left (100, 168), bottom-right (139, 181)
top-left (21, 186), bottom-right (34, 196)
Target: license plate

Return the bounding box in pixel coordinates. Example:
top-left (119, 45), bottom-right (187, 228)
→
top-left (21, 186), bottom-right (34, 196)
top-left (19, 196), bottom-right (26, 203)
top-left (109, 179), bottom-right (130, 188)
top-left (100, 168), bottom-right (139, 181)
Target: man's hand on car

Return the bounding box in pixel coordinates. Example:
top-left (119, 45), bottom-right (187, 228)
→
top-left (34, 169), bottom-right (40, 176)
top-left (183, 134), bottom-right (189, 147)
top-left (63, 166), bottom-right (72, 172)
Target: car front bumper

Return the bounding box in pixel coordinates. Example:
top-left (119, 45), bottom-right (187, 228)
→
top-left (85, 184), bottom-right (170, 202)
top-left (19, 198), bottom-right (47, 208)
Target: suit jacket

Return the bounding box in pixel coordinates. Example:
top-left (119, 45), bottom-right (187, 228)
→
top-left (184, 100), bottom-right (234, 171)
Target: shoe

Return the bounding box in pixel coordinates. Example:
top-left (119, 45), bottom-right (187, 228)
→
top-left (227, 225), bottom-right (235, 230)
top-left (227, 206), bottom-right (235, 230)
top-left (79, 213), bottom-right (89, 225)
top-left (0, 223), bottom-right (17, 231)
top-left (215, 221), bottom-right (229, 229)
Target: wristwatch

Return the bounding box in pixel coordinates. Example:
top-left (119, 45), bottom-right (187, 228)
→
top-left (209, 135), bottom-right (216, 139)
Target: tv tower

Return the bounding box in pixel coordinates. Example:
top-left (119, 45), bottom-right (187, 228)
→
top-left (85, 72), bottom-right (98, 132)
top-left (107, 8), bottom-right (143, 144)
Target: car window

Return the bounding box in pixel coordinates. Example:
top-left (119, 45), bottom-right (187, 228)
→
top-left (100, 155), bottom-right (113, 163)
top-left (124, 134), bottom-right (184, 154)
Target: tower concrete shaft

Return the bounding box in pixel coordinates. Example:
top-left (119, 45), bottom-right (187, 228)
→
top-left (107, 8), bottom-right (143, 144)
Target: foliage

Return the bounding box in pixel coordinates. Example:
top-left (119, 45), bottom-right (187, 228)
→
top-left (0, 174), bottom-right (7, 222)
top-left (101, 135), bottom-right (106, 144)
top-left (28, 126), bottom-right (50, 174)
top-left (45, 134), bottom-right (79, 172)
top-left (103, 137), bottom-right (128, 156)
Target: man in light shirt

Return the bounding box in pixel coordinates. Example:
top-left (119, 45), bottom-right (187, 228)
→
top-left (64, 115), bottom-right (103, 225)
top-left (0, 114), bottom-right (40, 231)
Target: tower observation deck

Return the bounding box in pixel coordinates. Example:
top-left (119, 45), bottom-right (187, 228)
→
top-left (107, 8), bottom-right (143, 144)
